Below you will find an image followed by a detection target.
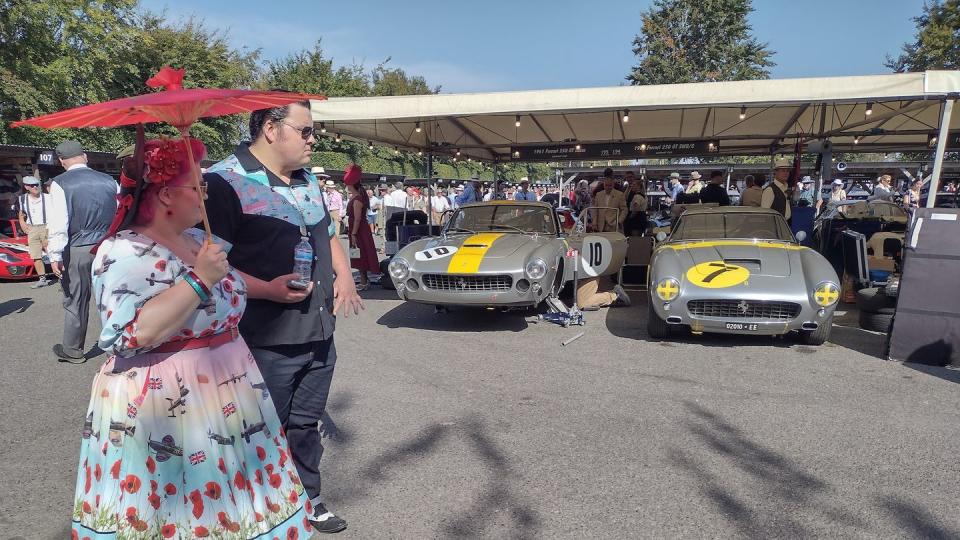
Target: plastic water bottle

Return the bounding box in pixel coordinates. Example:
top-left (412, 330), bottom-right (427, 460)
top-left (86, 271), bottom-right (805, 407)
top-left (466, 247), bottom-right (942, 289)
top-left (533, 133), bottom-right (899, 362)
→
top-left (293, 237), bottom-right (313, 280)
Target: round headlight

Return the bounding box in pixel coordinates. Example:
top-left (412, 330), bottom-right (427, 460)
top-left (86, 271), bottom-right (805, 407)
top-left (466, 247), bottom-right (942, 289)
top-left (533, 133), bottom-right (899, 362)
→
top-left (655, 278), bottom-right (680, 301)
top-left (388, 257), bottom-right (410, 281)
top-left (814, 281), bottom-right (840, 307)
top-left (525, 258), bottom-right (547, 280)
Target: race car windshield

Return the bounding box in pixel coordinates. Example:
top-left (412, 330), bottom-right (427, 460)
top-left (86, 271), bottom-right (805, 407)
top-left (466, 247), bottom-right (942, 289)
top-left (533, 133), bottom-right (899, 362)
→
top-left (446, 205), bottom-right (557, 235)
top-left (671, 213), bottom-right (794, 241)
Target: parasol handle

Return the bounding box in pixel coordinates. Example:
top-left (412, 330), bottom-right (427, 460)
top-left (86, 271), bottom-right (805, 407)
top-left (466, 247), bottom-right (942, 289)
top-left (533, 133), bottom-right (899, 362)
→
top-left (178, 127), bottom-right (213, 243)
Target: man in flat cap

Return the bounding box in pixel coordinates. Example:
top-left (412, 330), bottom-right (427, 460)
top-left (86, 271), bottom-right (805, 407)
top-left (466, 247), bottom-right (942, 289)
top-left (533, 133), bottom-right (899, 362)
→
top-left (17, 176), bottom-right (53, 288)
top-left (762, 157), bottom-right (793, 221)
top-left (47, 140), bottom-right (118, 363)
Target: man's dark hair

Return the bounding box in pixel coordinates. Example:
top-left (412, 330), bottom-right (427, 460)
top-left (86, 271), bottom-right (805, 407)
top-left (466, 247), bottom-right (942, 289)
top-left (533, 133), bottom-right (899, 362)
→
top-left (249, 95), bottom-right (312, 140)
top-left (603, 167), bottom-right (614, 178)
top-left (710, 170), bottom-right (724, 179)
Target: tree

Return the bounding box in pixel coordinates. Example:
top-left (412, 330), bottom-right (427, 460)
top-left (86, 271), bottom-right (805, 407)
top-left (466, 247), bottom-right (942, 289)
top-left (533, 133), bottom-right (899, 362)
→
top-left (886, 0), bottom-right (960, 72)
top-left (0, 0), bottom-right (142, 150)
top-left (0, 2), bottom-right (261, 158)
top-left (627, 0), bottom-right (774, 85)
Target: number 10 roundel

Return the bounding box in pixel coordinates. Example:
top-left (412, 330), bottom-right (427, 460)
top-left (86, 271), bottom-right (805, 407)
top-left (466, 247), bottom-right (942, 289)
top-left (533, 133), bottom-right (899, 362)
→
top-left (578, 236), bottom-right (613, 277)
top-left (415, 246), bottom-right (458, 261)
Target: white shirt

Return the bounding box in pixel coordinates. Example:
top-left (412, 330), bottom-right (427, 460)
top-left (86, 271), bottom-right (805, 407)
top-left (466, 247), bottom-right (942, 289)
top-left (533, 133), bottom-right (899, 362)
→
top-left (386, 190), bottom-right (407, 209)
top-left (46, 164), bottom-right (119, 262)
top-left (19, 192), bottom-right (50, 225)
top-left (46, 163), bottom-right (87, 262)
top-left (430, 195), bottom-right (449, 213)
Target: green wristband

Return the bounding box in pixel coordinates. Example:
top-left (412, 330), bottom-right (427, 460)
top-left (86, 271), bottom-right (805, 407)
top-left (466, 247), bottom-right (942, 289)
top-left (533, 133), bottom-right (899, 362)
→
top-left (183, 274), bottom-right (209, 302)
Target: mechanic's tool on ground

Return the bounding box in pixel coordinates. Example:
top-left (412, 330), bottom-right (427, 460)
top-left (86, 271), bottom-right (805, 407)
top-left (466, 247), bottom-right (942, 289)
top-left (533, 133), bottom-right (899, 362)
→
top-left (561, 332), bottom-right (585, 346)
top-left (538, 248), bottom-right (585, 327)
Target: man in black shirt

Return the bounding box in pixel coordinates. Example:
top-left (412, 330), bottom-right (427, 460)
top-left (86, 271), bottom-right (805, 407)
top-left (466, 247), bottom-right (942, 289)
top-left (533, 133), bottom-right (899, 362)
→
top-left (699, 170), bottom-right (731, 206)
top-left (203, 100), bottom-right (362, 533)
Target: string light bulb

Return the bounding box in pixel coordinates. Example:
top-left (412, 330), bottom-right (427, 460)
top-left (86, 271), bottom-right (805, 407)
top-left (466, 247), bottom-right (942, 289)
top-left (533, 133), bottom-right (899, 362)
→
top-left (623, 109), bottom-right (630, 123)
top-left (854, 136), bottom-right (861, 145)
top-left (456, 149), bottom-right (461, 156)
top-left (320, 122), bottom-right (327, 134)
top-left (368, 141), bottom-right (374, 150)
top-left (335, 133), bottom-right (341, 143)
top-left (865, 102), bottom-right (873, 117)
top-left (515, 115), bottom-right (521, 128)
top-left (415, 121), bottom-right (421, 133)
top-left (739, 106), bottom-right (746, 120)
top-left (394, 147), bottom-right (399, 155)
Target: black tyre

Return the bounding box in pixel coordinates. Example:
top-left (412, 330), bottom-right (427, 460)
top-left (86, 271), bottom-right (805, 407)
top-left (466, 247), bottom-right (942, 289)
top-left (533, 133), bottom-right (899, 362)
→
top-left (379, 258), bottom-right (396, 290)
top-left (799, 314), bottom-right (833, 345)
top-left (855, 287), bottom-right (896, 312)
top-left (859, 310), bottom-right (894, 333)
top-left (646, 300), bottom-right (669, 339)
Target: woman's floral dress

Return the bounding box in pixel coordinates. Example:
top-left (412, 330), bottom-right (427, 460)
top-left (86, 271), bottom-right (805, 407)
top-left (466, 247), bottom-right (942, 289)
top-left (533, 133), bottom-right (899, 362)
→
top-left (72, 229), bottom-right (313, 540)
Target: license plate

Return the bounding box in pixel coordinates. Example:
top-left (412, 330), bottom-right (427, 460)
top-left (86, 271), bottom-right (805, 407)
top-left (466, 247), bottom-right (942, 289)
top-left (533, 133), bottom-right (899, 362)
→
top-left (725, 322), bottom-right (758, 331)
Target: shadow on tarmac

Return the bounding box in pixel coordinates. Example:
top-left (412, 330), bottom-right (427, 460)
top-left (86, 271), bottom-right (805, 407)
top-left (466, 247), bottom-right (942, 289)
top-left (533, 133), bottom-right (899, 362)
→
top-left (330, 416), bottom-right (541, 538)
top-left (376, 302), bottom-right (530, 333)
top-left (0, 297), bottom-right (32, 319)
top-left (668, 401), bottom-right (866, 537)
top-left (901, 362), bottom-right (960, 386)
top-left (877, 495), bottom-right (960, 540)
top-left (669, 401), bottom-right (958, 538)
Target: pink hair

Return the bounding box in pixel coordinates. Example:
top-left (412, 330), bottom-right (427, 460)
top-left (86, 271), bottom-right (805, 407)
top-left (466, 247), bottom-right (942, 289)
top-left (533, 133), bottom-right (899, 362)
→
top-left (134, 138), bottom-right (206, 226)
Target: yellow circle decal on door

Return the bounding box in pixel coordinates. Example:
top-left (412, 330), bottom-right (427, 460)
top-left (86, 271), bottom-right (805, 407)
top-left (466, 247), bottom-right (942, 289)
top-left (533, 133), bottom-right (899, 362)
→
top-left (686, 261), bottom-right (750, 288)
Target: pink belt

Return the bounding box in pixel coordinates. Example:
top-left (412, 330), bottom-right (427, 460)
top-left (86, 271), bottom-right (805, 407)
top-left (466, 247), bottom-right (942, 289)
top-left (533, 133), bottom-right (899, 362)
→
top-left (152, 326), bottom-right (240, 353)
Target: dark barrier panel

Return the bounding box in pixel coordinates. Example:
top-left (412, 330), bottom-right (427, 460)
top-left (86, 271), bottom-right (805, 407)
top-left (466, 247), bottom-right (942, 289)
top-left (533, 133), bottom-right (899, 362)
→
top-left (888, 208), bottom-right (960, 366)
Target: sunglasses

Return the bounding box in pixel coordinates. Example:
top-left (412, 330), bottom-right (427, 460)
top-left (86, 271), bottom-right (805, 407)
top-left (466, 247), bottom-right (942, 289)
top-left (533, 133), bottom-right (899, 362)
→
top-left (283, 122), bottom-right (315, 141)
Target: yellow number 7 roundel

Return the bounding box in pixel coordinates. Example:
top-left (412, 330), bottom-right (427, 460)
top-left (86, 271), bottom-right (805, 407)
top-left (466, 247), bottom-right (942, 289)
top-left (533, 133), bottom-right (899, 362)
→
top-left (686, 261), bottom-right (750, 288)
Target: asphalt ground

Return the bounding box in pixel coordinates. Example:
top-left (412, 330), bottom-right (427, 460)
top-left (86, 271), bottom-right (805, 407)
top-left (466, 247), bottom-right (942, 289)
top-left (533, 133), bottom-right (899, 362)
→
top-left (2, 268), bottom-right (960, 539)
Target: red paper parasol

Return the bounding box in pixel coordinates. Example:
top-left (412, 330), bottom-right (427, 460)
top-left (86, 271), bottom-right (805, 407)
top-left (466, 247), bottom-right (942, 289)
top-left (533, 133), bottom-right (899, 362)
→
top-left (11, 66), bottom-right (326, 239)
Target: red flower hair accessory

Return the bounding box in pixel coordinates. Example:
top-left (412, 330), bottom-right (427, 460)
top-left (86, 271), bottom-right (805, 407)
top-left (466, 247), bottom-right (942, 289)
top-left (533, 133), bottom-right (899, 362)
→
top-left (143, 139), bottom-right (186, 184)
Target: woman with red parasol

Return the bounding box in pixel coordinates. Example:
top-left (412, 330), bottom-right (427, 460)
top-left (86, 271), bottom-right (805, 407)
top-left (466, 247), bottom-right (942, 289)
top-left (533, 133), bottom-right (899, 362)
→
top-left (13, 68), bottom-right (324, 539)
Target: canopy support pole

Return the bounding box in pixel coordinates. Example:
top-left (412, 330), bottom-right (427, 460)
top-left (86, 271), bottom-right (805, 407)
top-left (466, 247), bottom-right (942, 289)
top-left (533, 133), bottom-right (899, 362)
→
top-left (427, 152), bottom-right (434, 225)
top-left (927, 98), bottom-right (955, 208)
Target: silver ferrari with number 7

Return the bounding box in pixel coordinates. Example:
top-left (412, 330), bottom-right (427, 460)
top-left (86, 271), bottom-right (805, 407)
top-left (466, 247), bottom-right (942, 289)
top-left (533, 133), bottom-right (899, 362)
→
top-left (647, 207), bottom-right (841, 345)
top-left (387, 201), bottom-right (627, 308)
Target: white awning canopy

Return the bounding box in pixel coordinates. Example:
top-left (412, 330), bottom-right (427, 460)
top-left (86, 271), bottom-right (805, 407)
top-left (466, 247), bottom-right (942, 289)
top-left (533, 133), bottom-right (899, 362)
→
top-left (310, 71), bottom-right (960, 162)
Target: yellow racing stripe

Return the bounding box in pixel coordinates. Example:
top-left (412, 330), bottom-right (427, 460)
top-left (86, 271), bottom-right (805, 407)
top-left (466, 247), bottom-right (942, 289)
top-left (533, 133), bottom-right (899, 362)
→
top-left (656, 240), bottom-right (804, 253)
top-left (446, 233), bottom-right (505, 273)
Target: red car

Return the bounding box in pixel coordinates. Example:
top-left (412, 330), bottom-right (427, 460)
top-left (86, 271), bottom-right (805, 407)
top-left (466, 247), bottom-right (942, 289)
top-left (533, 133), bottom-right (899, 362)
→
top-left (0, 218), bottom-right (47, 280)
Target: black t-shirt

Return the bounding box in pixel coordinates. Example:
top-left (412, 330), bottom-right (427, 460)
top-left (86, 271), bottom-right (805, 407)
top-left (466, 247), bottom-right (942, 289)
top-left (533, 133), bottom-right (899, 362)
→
top-left (202, 143), bottom-right (337, 347)
top-left (699, 183), bottom-right (731, 206)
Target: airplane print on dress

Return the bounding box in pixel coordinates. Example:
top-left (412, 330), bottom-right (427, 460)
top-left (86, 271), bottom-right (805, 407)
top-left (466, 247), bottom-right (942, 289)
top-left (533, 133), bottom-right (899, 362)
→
top-left (71, 228), bottom-right (312, 539)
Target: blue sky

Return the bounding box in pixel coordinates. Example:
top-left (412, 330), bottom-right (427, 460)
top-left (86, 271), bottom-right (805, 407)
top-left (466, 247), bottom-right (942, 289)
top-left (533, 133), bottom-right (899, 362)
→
top-left (140, 0), bottom-right (926, 93)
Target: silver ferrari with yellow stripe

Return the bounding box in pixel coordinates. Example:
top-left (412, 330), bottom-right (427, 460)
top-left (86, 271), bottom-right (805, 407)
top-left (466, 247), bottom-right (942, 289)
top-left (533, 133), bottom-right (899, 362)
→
top-left (388, 201), bottom-right (627, 308)
top-left (648, 207), bottom-right (840, 345)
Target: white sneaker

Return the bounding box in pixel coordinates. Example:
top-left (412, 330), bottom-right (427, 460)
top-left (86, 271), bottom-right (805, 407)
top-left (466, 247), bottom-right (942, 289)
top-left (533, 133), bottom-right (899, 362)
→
top-left (613, 285), bottom-right (631, 306)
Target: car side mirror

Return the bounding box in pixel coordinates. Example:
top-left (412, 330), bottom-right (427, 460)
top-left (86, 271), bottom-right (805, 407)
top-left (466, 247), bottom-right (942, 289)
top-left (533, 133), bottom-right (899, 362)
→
top-left (795, 230), bottom-right (807, 243)
top-left (655, 231), bottom-right (667, 242)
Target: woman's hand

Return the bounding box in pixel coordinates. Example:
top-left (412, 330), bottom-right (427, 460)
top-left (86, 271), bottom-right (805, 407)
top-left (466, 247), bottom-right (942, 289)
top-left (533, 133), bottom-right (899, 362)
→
top-left (194, 242), bottom-right (230, 287)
